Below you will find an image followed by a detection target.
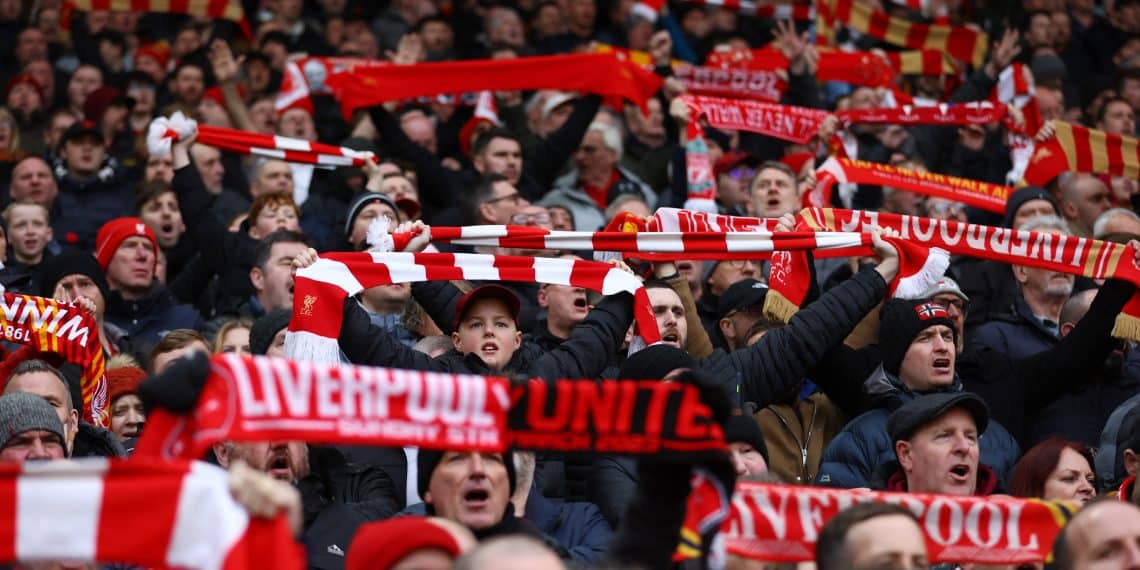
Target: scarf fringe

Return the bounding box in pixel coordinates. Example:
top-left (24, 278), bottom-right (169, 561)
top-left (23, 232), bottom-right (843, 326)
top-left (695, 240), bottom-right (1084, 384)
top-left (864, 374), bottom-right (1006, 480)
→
top-left (284, 330), bottom-right (342, 364)
top-left (762, 288), bottom-right (800, 324)
top-left (892, 247), bottom-right (950, 299)
top-left (1113, 314), bottom-right (1140, 344)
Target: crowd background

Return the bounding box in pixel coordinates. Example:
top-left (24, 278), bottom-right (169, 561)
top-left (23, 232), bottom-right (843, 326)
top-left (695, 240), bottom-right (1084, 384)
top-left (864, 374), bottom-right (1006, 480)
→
top-left (0, 0), bottom-right (1139, 568)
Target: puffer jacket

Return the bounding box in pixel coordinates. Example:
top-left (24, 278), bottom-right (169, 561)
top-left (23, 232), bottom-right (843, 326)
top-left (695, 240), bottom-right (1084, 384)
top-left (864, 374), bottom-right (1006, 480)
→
top-left (71, 421), bottom-right (127, 458)
top-left (815, 366), bottom-right (1021, 489)
top-left (968, 294), bottom-right (1059, 362)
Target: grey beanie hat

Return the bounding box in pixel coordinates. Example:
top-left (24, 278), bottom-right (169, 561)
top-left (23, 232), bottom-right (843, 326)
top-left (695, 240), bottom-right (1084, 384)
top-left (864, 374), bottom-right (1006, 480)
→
top-left (0, 392), bottom-right (66, 452)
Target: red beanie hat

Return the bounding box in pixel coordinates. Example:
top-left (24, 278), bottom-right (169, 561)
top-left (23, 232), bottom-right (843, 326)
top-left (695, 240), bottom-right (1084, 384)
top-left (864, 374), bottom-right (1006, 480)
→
top-left (106, 366), bottom-right (147, 406)
top-left (346, 517), bottom-right (461, 570)
top-left (94, 217), bottom-right (158, 271)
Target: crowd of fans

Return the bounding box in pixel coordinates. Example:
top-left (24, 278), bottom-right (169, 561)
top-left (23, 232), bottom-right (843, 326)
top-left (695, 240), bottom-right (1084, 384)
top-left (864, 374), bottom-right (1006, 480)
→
top-left (1, 0), bottom-right (1140, 567)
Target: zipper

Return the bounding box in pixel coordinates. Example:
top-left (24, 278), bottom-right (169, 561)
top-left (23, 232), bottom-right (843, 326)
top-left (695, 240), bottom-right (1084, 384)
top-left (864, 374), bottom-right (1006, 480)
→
top-left (771, 405), bottom-right (811, 483)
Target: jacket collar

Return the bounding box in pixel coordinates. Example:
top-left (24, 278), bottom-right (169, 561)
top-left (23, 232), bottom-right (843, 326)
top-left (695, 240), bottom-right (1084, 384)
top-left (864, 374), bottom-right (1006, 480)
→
top-left (885, 463), bottom-right (1000, 496)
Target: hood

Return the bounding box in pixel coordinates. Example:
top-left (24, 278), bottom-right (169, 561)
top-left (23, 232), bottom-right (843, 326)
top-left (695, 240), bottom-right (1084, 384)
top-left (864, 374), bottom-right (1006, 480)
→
top-left (863, 364), bottom-right (963, 411)
top-left (72, 421), bottom-right (127, 458)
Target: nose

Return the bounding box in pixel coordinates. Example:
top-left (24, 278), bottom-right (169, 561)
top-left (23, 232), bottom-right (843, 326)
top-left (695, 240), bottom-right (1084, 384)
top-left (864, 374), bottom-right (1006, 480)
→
top-left (1124, 542), bottom-right (1140, 569)
top-left (26, 438), bottom-right (51, 459)
top-left (127, 408), bottom-right (145, 425)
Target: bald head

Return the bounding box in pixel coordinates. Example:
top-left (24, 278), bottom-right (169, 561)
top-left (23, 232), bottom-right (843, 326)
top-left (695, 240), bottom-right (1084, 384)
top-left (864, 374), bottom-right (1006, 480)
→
top-left (1054, 499), bottom-right (1140, 569)
top-left (453, 536), bottom-right (564, 570)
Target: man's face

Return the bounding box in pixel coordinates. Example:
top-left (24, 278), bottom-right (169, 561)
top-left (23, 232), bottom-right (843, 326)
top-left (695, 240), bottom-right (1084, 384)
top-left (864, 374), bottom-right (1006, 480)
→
top-left (62, 135), bottom-right (107, 176)
top-left (7, 204), bottom-right (52, 263)
top-left (1099, 100), bottom-right (1137, 136)
top-left (720, 303), bottom-right (764, 351)
top-left (567, 0), bottom-right (596, 32)
top-left (24, 61), bottom-right (54, 99)
top-left (1012, 198), bottom-right (1057, 229)
top-left (6, 82), bottom-right (42, 115)
top-left (379, 175), bottom-right (419, 207)
top-left (135, 54), bottom-right (166, 83)
top-left (172, 66), bottom-right (205, 104)
top-left (648, 287), bottom-right (687, 348)
top-left (896, 408), bottom-right (980, 496)
top-left (4, 371), bottom-right (78, 454)
top-left (127, 80), bottom-right (156, 115)
top-left (541, 101), bottom-right (574, 136)
top-left (573, 130), bottom-right (616, 176)
top-left (190, 145), bottom-right (225, 187)
top-left (278, 108), bottom-right (316, 141)
top-left (250, 202), bottom-right (300, 239)
top-left (45, 112), bottom-right (76, 151)
top-left (474, 137), bottom-right (523, 184)
top-left (106, 236), bottom-right (155, 292)
top-left (151, 340), bottom-right (209, 374)
top-left (452, 298), bottom-right (522, 372)
top-left (1037, 87), bottom-right (1064, 122)
top-left (1015, 229), bottom-right (1074, 299)
top-left (707, 260), bottom-right (758, 296)
top-left (349, 201), bottom-right (399, 249)
top-left (728, 441), bottom-right (767, 477)
top-left (1065, 502), bottom-right (1140, 569)
top-left (401, 113), bottom-right (438, 154)
top-left (53, 274), bottom-right (105, 317)
top-left (750, 167), bottom-right (798, 217)
top-left (426, 452), bottom-right (511, 530)
top-left (253, 241), bottom-right (308, 312)
top-left (250, 98), bottom-right (278, 134)
top-left (844, 514), bottom-right (929, 570)
top-left (253, 161), bottom-right (295, 197)
top-left (1122, 78), bottom-right (1140, 113)
top-left (0, 429), bottom-right (66, 462)
top-left (145, 153), bottom-right (174, 183)
top-left (421, 21), bottom-right (454, 52)
top-left (109, 394), bottom-right (145, 442)
top-left (16, 28), bottom-right (48, 66)
top-left (717, 166), bottom-right (755, 212)
top-left (1027, 12), bottom-right (1053, 47)
top-left (480, 181), bottom-right (528, 225)
top-left (138, 191), bottom-right (183, 249)
top-left (898, 324), bottom-right (956, 391)
top-left (219, 441), bottom-right (311, 482)
top-left (67, 66), bottom-right (103, 109)
top-left (539, 284), bottom-right (590, 330)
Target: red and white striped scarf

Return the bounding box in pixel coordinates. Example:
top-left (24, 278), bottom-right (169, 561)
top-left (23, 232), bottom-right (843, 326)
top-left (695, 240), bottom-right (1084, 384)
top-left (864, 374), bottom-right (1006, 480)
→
top-left (807, 157), bottom-right (1010, 214)
top-left (147, 114), bottom-right (375, 168)
top-left (0, 458), bottom-right (303, 569)
top-left (287, 252), bottom-right (662, 363)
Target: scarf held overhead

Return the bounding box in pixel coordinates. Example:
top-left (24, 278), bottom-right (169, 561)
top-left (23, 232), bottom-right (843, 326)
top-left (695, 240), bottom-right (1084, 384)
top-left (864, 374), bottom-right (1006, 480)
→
top-left (717, 481), bottom-right (1069, 564)
top-left (0, 458), bottom-right (303, 569)
top-left (132, 355), bottom-right (726, 460)
top-left (682, 96), bottom-right (830, 144)
top-left (1024, 120), bottom-right (1140, 185)
top-left (816, 0), bottom-right (988, 67)
top-left (802, 208), bottom-right (1140, 339)
top-left (325, 53), bottom-right (663, 116)
top-left (285, 252), bottom-right (661, 364)
top-left (0, 293), bottom-right (107, 427)
top-left (807, 157), bottom-right (1010, 214)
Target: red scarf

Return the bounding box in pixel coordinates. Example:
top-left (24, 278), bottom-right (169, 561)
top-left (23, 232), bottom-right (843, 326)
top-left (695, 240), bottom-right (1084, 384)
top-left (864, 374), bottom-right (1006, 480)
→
top-left (817, 0), bottom-right (988, 67)
top-left (68, 0), bottom-right (251, 36)
top-left (1025, 121), bottom-right (1140, 185)
top-left (836, 101), bottom-right (1008, 126)
top-left (682, 96), bottom-right (830, 144)
top-left (0, 293), bottom-right (107, 426)
top-left (134, 355), bottom-right (725, 461)
top-left (802, 208), bottom-right (1140, 340)
top-left (0, 458), bottom-right (303, 569)
top-left (325, 53), bottom-right (662, 116)
top-left (672, 65), bottom-right (786, 102)
top-left (807, 157), bottom-right (1010, 214)
top-left (713, 481), bottom-right (1074, 564)
top-left (286, 252), bottom-right (661, 364)
top-left (706, 48), bottom-right (897, 88)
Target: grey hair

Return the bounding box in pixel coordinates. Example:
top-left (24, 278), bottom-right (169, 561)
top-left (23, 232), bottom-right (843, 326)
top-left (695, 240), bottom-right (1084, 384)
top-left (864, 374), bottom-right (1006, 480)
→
top-left (454, 536), bottom-right (565, 570)
top-left (1093, 208), bottom-right (1140, 239)
top-left (587, 121), bottom-right (623, 159)
top-left (1018, 214), bottom-right (1071, 235)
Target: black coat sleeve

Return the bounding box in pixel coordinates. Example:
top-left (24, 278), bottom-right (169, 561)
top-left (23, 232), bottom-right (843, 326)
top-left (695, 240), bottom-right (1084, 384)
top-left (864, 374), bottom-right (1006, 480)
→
top-left (411, 280), bottom-right (465, 335)
top-left (369, 104), bottom-right (465, 217)
top-left (338, 298), bottom-right (442, 371)
top-left (526, 95), bottom-right (603, 194)
top-left (534, 292), bottom-right (634, 381)
top-left (171, 165), bottom-right (247, 286)
top-left (732, 268), bottom-right (888, 406)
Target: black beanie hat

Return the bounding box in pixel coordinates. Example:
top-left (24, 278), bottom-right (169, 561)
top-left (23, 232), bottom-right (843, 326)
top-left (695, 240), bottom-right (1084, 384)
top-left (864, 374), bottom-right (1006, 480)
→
top-left (724, 414), bottom-right (769, 464)
top-left (1001, 186), bottom-right (1057, 228)
top-left (36, 251), bottom-right (111, 301)
top-left (619, 344), bottom-right (697, 381)
top-left (417, 449), bottom-right (518, 506)
top-left (249, 309), bottom-right (293, 355)
top-left (878, 299), bottom-right (957, 375)
top-left (345, 191), bottom-right (400, 239)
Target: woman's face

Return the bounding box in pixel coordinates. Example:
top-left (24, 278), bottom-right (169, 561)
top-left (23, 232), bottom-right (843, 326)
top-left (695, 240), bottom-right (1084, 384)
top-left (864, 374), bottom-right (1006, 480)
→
top-left (218, 326), bottom-right (251, 356)
top-left (1042, 447), bottom-right (1096, 505)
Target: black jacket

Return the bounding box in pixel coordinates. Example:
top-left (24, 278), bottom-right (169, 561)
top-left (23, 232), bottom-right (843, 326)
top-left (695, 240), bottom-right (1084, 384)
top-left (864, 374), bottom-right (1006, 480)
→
top-left (300, 446), bottom-right (401, 570)
top-left (71, 421), bottom-right (127, 458)
top-left (338, 283), bottom-right (633, 382)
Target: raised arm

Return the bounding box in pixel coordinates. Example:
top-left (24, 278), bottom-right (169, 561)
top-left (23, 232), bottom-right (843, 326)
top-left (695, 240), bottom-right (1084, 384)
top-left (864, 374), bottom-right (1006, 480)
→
top-left (538, 290), bottom-right (635, 381)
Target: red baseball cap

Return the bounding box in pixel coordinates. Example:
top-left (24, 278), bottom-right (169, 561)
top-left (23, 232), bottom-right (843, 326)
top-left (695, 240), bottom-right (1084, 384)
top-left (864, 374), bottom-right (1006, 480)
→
top-left (453, 285), bottom-right (521, 329)
top-left (346, 517), bottom-right (461, 570)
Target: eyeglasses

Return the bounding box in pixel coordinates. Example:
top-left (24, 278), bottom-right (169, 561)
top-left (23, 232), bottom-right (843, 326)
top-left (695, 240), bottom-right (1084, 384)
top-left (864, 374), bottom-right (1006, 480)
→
top-left (926, 201), bottom-right (964, 216)
top-left (485, 192), bottom-right (523, 206)
top-left (727, 167), bottom-right (756, 182)
top-left (932, 296), bottom-right (968, 312)
top-left (511, 212), bottom-right (552, 225)
top-left (726, 259), bottom-right (759, 268)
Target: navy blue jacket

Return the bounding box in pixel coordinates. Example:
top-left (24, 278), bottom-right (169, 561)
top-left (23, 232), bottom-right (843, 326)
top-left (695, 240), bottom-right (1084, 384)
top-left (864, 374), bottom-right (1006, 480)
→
top-left (104, 283), bottom-right (201, 346)
top-left (523, 487), bottom-right (612, 564)
top-left (969, 294), bottom-right (1058, 362)
top-left (815, 366), bottom-right (1021, 489)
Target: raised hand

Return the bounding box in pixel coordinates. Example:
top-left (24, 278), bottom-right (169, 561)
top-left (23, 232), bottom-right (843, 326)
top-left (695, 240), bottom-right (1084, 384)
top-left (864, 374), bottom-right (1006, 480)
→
top-left (208, 39), bottom-right (240, 84)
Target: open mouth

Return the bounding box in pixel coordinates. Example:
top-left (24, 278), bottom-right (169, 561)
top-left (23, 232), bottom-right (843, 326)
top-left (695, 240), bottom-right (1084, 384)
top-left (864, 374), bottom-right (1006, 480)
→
top-left (677, 262), bottom-right (693, 272)
top-left (481, 342), bottom-right (499, 353)
top-left (662, 332), bottom-right (680, 346)
top-left (268, 456), bottom-right (291, 479)
top-left (161, 223), bottom-right (174, 234)
top-left (766, 198), bottom-right (782, 209)
top-left (463, 489), bottom-right (490, 507)
top-left (949, 464), bottom-right (971, 480)
top-left (932, 358), bottom-right (952, 373)
top-left (573, 297), bottom-right (588, 309)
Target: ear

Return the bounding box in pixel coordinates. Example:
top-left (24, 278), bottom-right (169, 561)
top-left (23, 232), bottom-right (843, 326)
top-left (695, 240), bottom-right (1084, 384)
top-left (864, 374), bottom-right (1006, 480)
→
top-left (1061, 200), bottom-right (1078, 221)
top-left (1012, 264), bottom-right (1028, 284)
top-left (212, 442), bottom-right (231, 468)
top-left (67, 408), bottom-right (79, 433)
top-left (513, 330), bottom-right (522, 349)
top-left (451, 331), bottom-right (462, 352)
top-left (718, 317), bottom-right (735, 341)
top-left (537, 287), bottom-right (549, 308)
top-left (1060, 322), bottom-right (1075, 337)
top-left (896, 440), bottom-right (913, 472)
top-left (249, 267), bottom-right (265, 292)
top-left (1126, 449), bottom-right (1139, 478)
top-left (472, 154), bottom-right (485, 173)
top-left (479, 202), bottom-right (496, 224)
